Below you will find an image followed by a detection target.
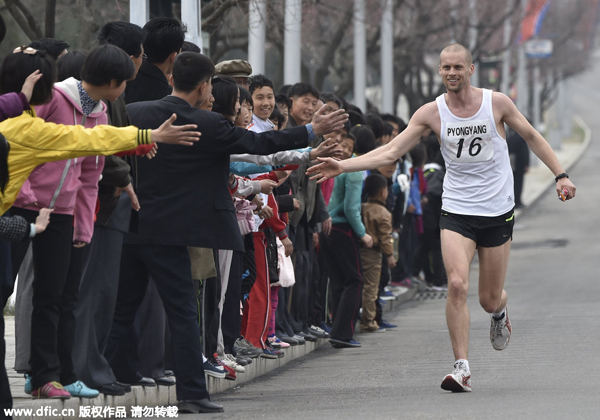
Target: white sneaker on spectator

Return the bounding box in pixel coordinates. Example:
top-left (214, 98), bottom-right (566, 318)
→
top-left (441, 361), bottom-right (471, 392)
top-left (221, 354), bottom-right (246, 373)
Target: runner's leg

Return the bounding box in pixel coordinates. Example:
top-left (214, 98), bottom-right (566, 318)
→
top-left (477, 240), bottom-right (511, 314)
top-left (441, 229), bottom-right (476, 361)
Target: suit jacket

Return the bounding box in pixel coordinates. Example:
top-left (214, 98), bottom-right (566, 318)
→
top-left (124, 61), bottom-right (172, 105)
top-left (125, 96), bottom-right (309, 251)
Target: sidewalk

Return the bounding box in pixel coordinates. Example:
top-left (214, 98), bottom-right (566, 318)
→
top-left (4, 117), bottom-right (589, 419)
top-left (5, 287), bottom-right (418, 420)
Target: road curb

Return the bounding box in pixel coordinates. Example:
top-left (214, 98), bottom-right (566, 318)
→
top-left (10, 288), bottom-right (415, 419)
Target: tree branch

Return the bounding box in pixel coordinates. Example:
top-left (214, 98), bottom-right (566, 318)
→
top-left (314, 3), bottom-right (353, 90)
top-left (4, 0), bottom-right (43, 41)
top-left (202, 0), bottom-right (247, 29)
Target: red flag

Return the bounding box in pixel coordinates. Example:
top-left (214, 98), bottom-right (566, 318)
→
top-left (519, 0), bottom-right (551, 44)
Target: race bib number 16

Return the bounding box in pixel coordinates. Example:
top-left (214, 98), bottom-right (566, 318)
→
top-left (445, 120), bottom-right (494, 163)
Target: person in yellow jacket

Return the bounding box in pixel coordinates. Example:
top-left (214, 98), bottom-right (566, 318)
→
top-left (0, 47), bottom-right (201, 216)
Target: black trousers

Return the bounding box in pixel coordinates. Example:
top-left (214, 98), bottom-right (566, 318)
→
top-left (513, 169), bottom-right (525, 207)
top-left (375, 255), bottom-right (390, 324)
top-left (240, 234), bottom-right (256, 299)
top-left (73, 225), bottom-right (125, 388)
top-left (105, 244), bottom-right (209, 401)
top-left (203, 274), bottom-right (220, 359)
top-left (9, 208), bottom-right (80, 389)
top-left (412, 227), bottom-right (446, 286)
top-left (321, 224), bottom-right (364, 341)
top-left (0, 274), bottom-right (12, 419)
top-left (289, 221), bottom-right (314, 333)
top-left (222, 250), bottom-right (243, 355)
top-left (309, 234), bottom-right (329, 326)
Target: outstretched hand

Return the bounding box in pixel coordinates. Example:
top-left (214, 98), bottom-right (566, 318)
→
top-left (309, 138), bottom-right (342, 161)
top-left (305, 157), bottom-right (343, 184)
top-left (152, 114), bottom-right (201, 146)
top-left (21, 70), bottom-right (43, 103)
top-left (310, 105), bottom-right (349, 136)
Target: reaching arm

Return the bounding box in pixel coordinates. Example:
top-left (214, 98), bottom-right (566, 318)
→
top-left (306, 104), bottom-right (432, 183)
top-left (497, 93), bottom-right (576, 199)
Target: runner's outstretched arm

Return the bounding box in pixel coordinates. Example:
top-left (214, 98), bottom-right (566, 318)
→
top-left (496, 93), bottom-right (576, 199)
top-left (306, 104), bottom-right (431, 183)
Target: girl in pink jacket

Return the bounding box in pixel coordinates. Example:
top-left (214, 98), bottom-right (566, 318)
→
top-left (9, 45), bottom-right (135, 399)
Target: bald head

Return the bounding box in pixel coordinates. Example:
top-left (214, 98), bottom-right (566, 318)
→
top-left (440, 43), bottom-right (473, 66)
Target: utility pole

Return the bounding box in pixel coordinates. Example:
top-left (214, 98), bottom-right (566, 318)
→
top-left (354, 0), bottom-right (367, 111)
top-left (248, 0), bottom-right (266, 75)
top-left (380, 0), bottom-right (394, 114)
top-left (468, 0), bottom-right (479, 87)
top-left (181, 0), bottom-right (202, 49)
top-left (284, 0), bottom-right (302, 85)
top-left (130, 0), bottom-right (149, 27)
top-left (500, 0), bottom-right (512, 95)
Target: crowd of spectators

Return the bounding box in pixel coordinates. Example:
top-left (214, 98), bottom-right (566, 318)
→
top-left (0, 16), bottom-right (448, 415)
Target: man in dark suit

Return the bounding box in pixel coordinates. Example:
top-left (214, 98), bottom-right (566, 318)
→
top-left (104, 52), bottom-right (347, 414)
top-left (118, 17), bottom-right (186, 388)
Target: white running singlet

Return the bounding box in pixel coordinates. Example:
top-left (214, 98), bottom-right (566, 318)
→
top-left (436, 88), bottom-right (514, 217)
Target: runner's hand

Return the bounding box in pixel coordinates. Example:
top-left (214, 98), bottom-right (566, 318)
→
top-left (556, 178), bottom-right (576, 201)
top-left (306, 157), bottom-right (343, 184)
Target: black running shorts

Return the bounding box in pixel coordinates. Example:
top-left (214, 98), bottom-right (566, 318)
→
top-left (439, 208), bottom-right (515, 248)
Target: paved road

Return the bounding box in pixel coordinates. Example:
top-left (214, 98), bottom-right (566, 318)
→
top-left (194, 61), bottom-right (600, 420)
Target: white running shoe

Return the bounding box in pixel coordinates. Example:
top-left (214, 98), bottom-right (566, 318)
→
top-left (441, 361), bottom-right (472, 392)
top-left (490, 307), bottom-right (512, 351)
top-left (221, 354), bottom-right (246, 373)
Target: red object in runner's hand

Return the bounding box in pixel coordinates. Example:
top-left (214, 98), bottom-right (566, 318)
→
top-left (558, 187), bottom-right (569, 202)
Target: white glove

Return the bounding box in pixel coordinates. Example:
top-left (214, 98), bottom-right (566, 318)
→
top-left (397, 173), bottom-right (410, 192)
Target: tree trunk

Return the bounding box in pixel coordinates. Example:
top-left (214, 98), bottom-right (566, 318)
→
top-left (45, 0), bottom-right (57, 38)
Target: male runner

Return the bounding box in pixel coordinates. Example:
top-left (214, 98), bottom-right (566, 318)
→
top-left (307, 43), bottom-right (576, 392)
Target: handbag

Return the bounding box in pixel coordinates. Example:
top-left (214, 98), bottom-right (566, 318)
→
top-left (271, 237), bottom-right (295, 288)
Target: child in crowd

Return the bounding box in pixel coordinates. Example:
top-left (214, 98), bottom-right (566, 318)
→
top-left (321, 133), bottom-right (372, 348)
top-left (244, 74), bottom-right (292, 358)
top-left (360, 174), bottom-right (396, 333)
top-left (234, 87), bottom-right (252, 128)
top-left (269, 107), bottom-right (286, 131)
top-left (275, 94), bottom-right (291, 129)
